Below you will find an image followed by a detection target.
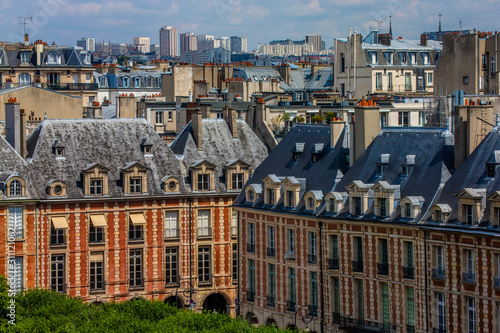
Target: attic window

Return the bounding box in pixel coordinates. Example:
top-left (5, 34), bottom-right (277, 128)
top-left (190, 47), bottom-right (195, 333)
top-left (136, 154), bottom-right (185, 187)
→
top-left (486, 151), bottom-right (500, 178)
top-left (140, 137), bottom-right (153, 156)
top-left (248, 190), bottom-right (254, 202)
top-left (9, 180), bottom-right (22, 197)
top-left (487, 164), bottom-right (496, 178)
top-left (376, 154), bottom-right (390, 176)
top-left (52, 140), bottom-right (65, 158)
top-left (122, 77), bottom-right (129, 88)
top-left (292, 143), bottom-right (304, 162)
top-left (134, 77), bottom-right (141, 88)
top-left (308, 197), bottom-right (315, 210)
top-left (47, 53), bottom-right (60, 64)
top-left (20, 52), bottom-right (30, 63)
top-left (311, 143), bottom-right (324, 163)
top-left (401, 155), bottom-right (415, 177)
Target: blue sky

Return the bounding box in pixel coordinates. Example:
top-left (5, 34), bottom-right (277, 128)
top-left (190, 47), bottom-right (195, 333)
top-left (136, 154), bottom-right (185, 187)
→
top-left (0, 0), bottom-right (498, 49)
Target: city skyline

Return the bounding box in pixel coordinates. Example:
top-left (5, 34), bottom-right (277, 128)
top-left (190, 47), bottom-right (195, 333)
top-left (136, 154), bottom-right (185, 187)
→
top-left (0, 0), bottom-right (498, 50)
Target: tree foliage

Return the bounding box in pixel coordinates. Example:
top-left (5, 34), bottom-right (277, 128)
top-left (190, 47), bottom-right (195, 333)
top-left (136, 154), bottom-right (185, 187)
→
top-left (0, 285), bottom-right (297, 332)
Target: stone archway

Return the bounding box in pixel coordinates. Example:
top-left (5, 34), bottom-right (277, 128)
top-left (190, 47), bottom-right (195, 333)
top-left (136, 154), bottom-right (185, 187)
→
top-left (286, 324), bottom-right (297, 331)
top-left (266, 317), bottom-right (277, 327)
top-left (202, 293), bottom-right (229, 314)
top-left (246, 312), bottom-right (259, 325)
top-left (164, 295), bottom-right (185, 309)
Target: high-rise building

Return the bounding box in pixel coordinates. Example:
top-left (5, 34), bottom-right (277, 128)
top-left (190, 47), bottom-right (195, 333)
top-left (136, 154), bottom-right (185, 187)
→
top-left (159, 26), bottom-right (178, 58)
top-left (305, 33), bottom-right (322, 52)
top-left (77, 38), bottom-right (95, 52)
top-left (180, 32), bottom-right (197, 54)
top-left (230, 36), bottom-right (247, 53)
top-left (133, 37), bottom-right (151, 53)
top-left (219, 37), bottom-right (230, 50)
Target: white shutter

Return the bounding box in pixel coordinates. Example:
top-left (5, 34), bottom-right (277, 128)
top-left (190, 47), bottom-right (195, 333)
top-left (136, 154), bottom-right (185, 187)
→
top-left (9, 207), bottom-right (23, 239)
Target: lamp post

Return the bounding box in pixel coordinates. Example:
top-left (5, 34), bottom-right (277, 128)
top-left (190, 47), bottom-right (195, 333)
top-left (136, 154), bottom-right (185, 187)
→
top-left (175, 281), bottom-right (194, 308)
top-left (294, 305), bottom-right (314, 330)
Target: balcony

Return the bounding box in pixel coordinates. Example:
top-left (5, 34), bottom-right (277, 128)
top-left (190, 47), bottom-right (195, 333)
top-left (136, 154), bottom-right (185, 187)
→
top-left (332, 312), bottom-right (341, 325)
top-left (431, 268), bottom-right (445, 280)
top-left (377, 263), bottom-right (389, 276)
top-left (247, 243), bottom-right (255, 253)
top-left (328, 258), bottom-right (339, 270)
top-left (286, 300), bottom-right (296, 312)
top-left (433, 328), bottom-right (446, 333)
top-left (246, 290), bottom-right (255, 302)
top-left (494, 277), bottom-right (500, 289)
top-left (462, 272), bottom-right (475, 284)
top-left (339, 316), bottom-right (394, 333)
top-left (197, 227), bottom-right (212, 239)
top-left (266, 295), bottom-right (275, 307)
top-left (267, 247), bottom-right (276, 258)
top-left (164, 228), bottom-right (180, 239)
top-left (407, 325), bottom-right (415, 333)
top-left (42, 83), bottom-right (98, 91)
top-left (308, 253), bottom-right (317, 264)
top-left (352, 260), bottom-right (363, 273)
top-left (402, 266), bottom-right (414, 279)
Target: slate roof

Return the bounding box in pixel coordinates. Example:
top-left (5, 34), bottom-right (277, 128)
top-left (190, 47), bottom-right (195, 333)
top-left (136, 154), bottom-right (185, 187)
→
top-left (422, 125), bottom-right (500, 227)
top-left (332, 127), bottom-right (454, 222)
top-left (234, 124), bottom-right (350, 215)
top-left (26, 118), bottom-right (187, 199)
top-left (94, 71), bottom-right (162, 89)
top-left (170, 118), bottom-right (268, 193)
top-left (0, 45), bottom-right (92, 68)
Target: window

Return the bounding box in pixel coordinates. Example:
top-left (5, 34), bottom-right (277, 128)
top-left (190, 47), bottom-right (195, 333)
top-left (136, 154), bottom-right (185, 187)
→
top-left (332, 277), bottom-right (341, 323)
top-left (232, 173), bottom-right (244, 190)
top-left (198, 246), bottom-right (212, 283)
top-left (378, 239), bottom-right (388, 275)
top-left (409, 52), bottom-right (416, 64)
top-left (340, 53), bottom-right (345, 73)
top-left (407, 287), bottom-right (415, 330)
top-left (464, 204), bottom-right (474, 224)
top-left (288, 229), bottom-right (295, 256)
top-left (329, 235), bottom-right (339, 269)
top-left (433, 245), bottom-right (444, 279)
top-left (122, 77), bottom-right (129, 88)
top-left (9, 207), bottom-right (23, 239)
top-left (267, 226), bottom-right (275, 257)
top-left (403, 241), bottom-right (414, 279)
top-left (248, 259), bottom-right (255, 301)
top-left (399, 52), bottom-right (407, 63)
top-left (287, 190), bottom-right (294, 207)
top-left (492, 56), bottom-right (496, 77)
top-left (89, 225), bottom-right (104, 243)
top-left (164, 211), bottom-right (179, 238)
top-left (168, 110), bottom-right (173, 121)
top-left (384, 52), bottom-right (393, 64)
top-left (11, 257), bottom-right (23, 293)
top-left (428, 73), bottom-right (433, 83)
top-left (134, 77), bottom-right (141, 88)
top-left (463, 76), bottom-right (469, 85)
top-left (370, 52), bottom-right (378, 64)
top-left (487, 164), bottom-right (496, 178)
top-left (405, 203), bottom-right (411, 218)
top-left (47, 72), bottom-right (60, 85)
top-left (155, 111), bottom-right (164, 124)
top-left (353, 196), bottom-right (362, 215)
top-left (405, 73), bottom-right (412, 90)
top-left (463, 249), bottom-right (475, 283)
top-left (47, 53), bottom-right (59, 64)
top-left (267, 188), bottom-right (275, 205)
top-left (288, 267), bottom-right (296, 311)
top-left (89, 253), bottom-right (104, 291)
top-left (247, 190), bottom-right (254, 202)
top-left (89, 178), bottom-right (103, 195)
top-left (422, 52), bottom-right (429, 65)
top-left (99, 77), bottom-right (107, 87)
top-left (165, 247), bottom-right (178, 285)
top-left (129, 249), bottom-right (143, 288)
top-left (129, 177), bottom-right (142, 194)
top-left (310, 272), bottom-right (318, 316)
top-left (9, 180), bottom-right (22, 197)
top-left (51, 255), bottom-right (65, 292)
top-left (466, 297), bottom-right (476, 333)
top-left (51, 226), bottom-right (66, 246)
top-left (381, 283), bottom-right (389, 331)
top-left (399, 112), bottom-right (409, 127)
top-left (356, 279), bottom-right (364, 322)
top-left (247, 222), bottom-right (255, 252)
top-left (197, 210), bottom-right (211, 237)
top-left (20, 52), bottom-right (30, 63)
top-left (232, 243), bottom-right (238, 283)
top-left (329, 198), bottom-right (336, 213)
top-left (376, 73), bottom-right (383, 90)
top-left (308, 232), bottom-right (317, 264)
top-left (231, 211), bottom-right (237, 237)
top-left (436, 293), bottom-right (446, 331)
top-left (197, 174), bottom-right (210, 191)
top-left (268, 264), bottom-right (276, 306)
top-left (380, 198), bottom-right (387, 217)
top-left (388, 72), bottom-right (393, 90)
top-left (18, 73), bottom-right (31, 86)
top-left (353, 237), bottom-right (363, 272)
top-left (308, 197), bottom-right (315, 210)
top-left (146, 77), bottom-right (153, 87)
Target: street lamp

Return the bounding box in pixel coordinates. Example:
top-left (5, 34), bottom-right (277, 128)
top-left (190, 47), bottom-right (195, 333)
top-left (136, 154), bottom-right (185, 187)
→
top-left (175, 281), bottom-right (194, 308)
top-left (294, 305), bottom-right (314, 330)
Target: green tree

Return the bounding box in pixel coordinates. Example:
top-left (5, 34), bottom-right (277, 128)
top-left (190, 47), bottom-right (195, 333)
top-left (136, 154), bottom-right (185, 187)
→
top-left (312, 115), bottom-right (324, 124)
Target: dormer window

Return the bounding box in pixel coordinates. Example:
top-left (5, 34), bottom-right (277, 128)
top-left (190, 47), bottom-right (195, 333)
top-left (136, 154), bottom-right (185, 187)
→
top-left (431, 204), bottom-right (451, 222)
top-left (162, 176), bottom-right (180, 193)
top-left (384, 52), bottom-right (393, 64)
top-left (372, 181), bottom-right (397, 218)
top-left (20, 52), bottom-right (30, 63)
top-left (347, 181), bottom-right (372, 216)
top-left (130, 177), bottom-right (142, 193)
top-left (409, 52), bottom-right (417, 65)
top-left (308, 197), bottom-right (314, 209)
top-left (400, 196), bottom-right (424, 219)
top-left (292, 143), bottom-right (304, 162)
top-left (122, 77), bottom-right (129, 88)
top-left (48, 180), bottom-right (67, 197)
top-left (134, 77), bottom-right (141, 88)
top-left (267, 188), bottom-right (275, 205)
top-left (82, 163), bottom-right (109, 196)
top-left (401, 155), bottom-right (415, 177)
top-left (488, 191), bottom-right (500, 227)
top-left (2, 174), bottom-right (26, 198)
top-left (304, 191), bottom-right (323, 211)
top-left (225, 160), bottom-right (250, 191)
top-left (52, 139), bottom-right (65, 158)
top-left (121, 162), bottom-right (148, 195)
top-left (456, 188), bottom-right (485, 225)
top-left (486, 150), bottom-right (500, 178)
top-left (263, 174), bottom-right (282, 206)
top-left (99, 77), bottom-right (107, 87)
top-left (245, 184), bottom-right (262, 203)
top-left (248, 190), bottom-right (254, 202)
top-left (369, 52), bottom-right (378, 65)
top-left (422, 52), bottom-right (429, 65)
top-left (311, 143), bottom-right (324, 163)
top-left (190, 160), bottom-right (215, 191)
top-left (146, 77), bottom-right (153, 87)
top-left (198, 174), bottom-right (209, 190)
top-left (10, 180), bottom-right (22, 197)
top-left (287, 191), bottom-right (294, 207)
top-left (282, 176), bottom-right (301, 208)
top-left (46, 53), bottom-right (60, 64)
top-left (376, 154), bottom-right (390, 176)
top-left (90, 178), bottom-right (102, 195)
top-left (140, 137), bottom-right (153, 156)
top-left (399, 52), bottom-right (407, 64)
top-left (325, 192), bottom-right (344, 214)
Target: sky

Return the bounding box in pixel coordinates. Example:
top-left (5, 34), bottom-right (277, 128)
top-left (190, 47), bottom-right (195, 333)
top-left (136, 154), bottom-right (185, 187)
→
top-left (0, 0), bottom-right (498, 50)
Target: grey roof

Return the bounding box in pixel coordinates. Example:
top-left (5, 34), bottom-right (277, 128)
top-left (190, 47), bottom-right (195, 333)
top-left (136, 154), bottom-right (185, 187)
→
top-left (0, 45), bottom-right (92, 68)
top-left (232, 67), bottom-right (282, 82)
top-left (170, 118), bottom-right (268, 193)
top-left (280, 68), bottom-right (334, 92)
top-left (26, 118), bottom-right (187, 199)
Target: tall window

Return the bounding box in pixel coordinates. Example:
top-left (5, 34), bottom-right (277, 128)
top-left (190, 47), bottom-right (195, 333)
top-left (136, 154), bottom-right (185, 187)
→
top-left (428, 73), bottom-right (433, 83)
top-left (399, 112), bottom-right (409, 127)
top-left (197, 174), bottom-right (210, 190)
top-left (405, 203), bottom-right (411, 218)
top-left (89, 178), bottom-right (103, 195)
top-left (267, 226), bottom-right (275, 257)
top-left (155, 111), bottom-right (164, 124)
top-left (9, 180), bottom-right (22, 197)
top-left (20, 52), bottom-right (30, 63)
top-left (407, 287), bottom-right (415, 330)
top-left (288, 267), bottom-right (296, 310)
top-left (165, 247), bottom-right (178, 285)
top-left (404, 241), bottom-right (414, 279)
top-left (464, 249), bottom-right (475, 282)
top-left (9, 207), bottom-right (23, 239)
top-left (122, 77), bottom-right (129, 88)
top-left (232, 173), bottom-right (244, 189)
top-left (329, 235), bottom-right (339, 269)
top-left (492, 56), bottom-right (496, 78)
top-left (12, 257), bottom-right (23, 293)
top-left (164, 211), bottom-right (179, 238)
top-left (436, 245), bottom-right (444, 270)
top-left (197, 210), bottom-right (211, 237)
top-left (378, 239), bottom-right (388, 275)
top-left (376, 73), bottom-right (383, 90)
top-left (288, 229), bottom-right (295, 257)
top-left (268, 264), bottom-right (275, 306)
top-left (89, 253), bottom-right (104, 291)
top-left (287, 190), bottom-right (294, 207)
top-left (353, 236), bottom-right (363, 272)
top-left (198, 247), bottom-right (211, 284)
top-left (129, 223), bottom-right (143, 241)
top-left (436, 293), bottom-right (446, 331)
top-left (464, 204), bottom-right (474, 224)
top-left (247, 222), bottom-right (255, 253)
top-left (309, 232), bottom-right (317, 264)
top-left (405, 72), bottom-right (412, 90)
top-left (248, 259), bottom-right (255, 300)
top-left (354, 197), bottom-right (361, 215)
top-left (267, 188), bottom-right (275, 205)
top-left (332, 277), bottom-right (341, 323)
top-left (51, 255), bottom-right (65, 292)
top-left (356, 279), bottom-right (364, 322)
top-left (311, 272), bottom-right (318, 316)
top-left (232, 243), bottom-right (238, 283)
top-left (129, 249), bottom-right (143, 288)
top-left (388, 72), bottom-right (393, 90)
top-left (381, 283), bottom-right (389, 330)
top-left (340, 53), bottom-right (345, 73)
top-left (466, 297), bottom-right (476, 333)
top-left (380, 198), bottom-right (387, 217)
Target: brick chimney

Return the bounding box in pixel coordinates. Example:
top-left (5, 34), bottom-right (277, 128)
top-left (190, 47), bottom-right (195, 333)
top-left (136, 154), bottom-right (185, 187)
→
top-left (191, 108), bottom-right (203, 150)
top-left (351, 103), bottom-right (380, 166)
top-left (24, 33), bottom-right (29, 47)
top-left (420, 34), bottom-right (428, 47)
top-left (5, 99), bottom-right (22, 154)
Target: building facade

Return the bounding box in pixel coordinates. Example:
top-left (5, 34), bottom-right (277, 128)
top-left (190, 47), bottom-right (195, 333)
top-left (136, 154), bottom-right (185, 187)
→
top-left (160, 26), bottom-right (178, 58)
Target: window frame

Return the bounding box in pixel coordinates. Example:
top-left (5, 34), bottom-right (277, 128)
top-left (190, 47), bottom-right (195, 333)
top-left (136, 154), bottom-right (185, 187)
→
top-left (129, 249), bottom-right (143, 288)
top-left (51, 254), bottom-right (65, 293)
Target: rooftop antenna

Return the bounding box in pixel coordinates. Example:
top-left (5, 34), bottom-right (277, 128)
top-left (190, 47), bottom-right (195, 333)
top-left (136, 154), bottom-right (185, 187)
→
top-left (375, 20), bottom-right (383, 31)
top-left (18, 16), bottom-right (32, 35)
top-left (459, 20), bottom-right (463, 33)
top-left (389, 14), bottom-right (393, 39)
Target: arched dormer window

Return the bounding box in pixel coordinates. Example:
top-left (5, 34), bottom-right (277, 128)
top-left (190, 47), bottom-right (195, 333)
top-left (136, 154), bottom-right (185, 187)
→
top-left (400, 196), bottom-right (424, 219)
top-left (304, 191), bottom-right (323, 211)
top-left (47, 180), bottom-right (67, 197)
top-left (10, 180), bottom-right (22, 197)
top-left (162, 176), bottom-right (180, 193)
top-left (134, 77), bottom-right (141, 88)
top-left (4, 175), bottom-right (26, 197)
top-left (122, 76), bottom-right (130, 88)
top-left (145, 76), bottom-right (153, 87)
top-left (325, 192), bottom-right (344, 214)
top-left (99, 77), bottom-right (107, 87)
top-left (245, 184), bottom-right (262, 203)
top-left (430, 204), bottom-right (451, 223)
top-left (46, 52), bottom-right (60, 65)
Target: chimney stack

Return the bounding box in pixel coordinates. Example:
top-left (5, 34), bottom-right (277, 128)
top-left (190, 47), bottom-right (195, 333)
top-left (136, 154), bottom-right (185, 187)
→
top-left (420, 34), bottom-right (428, 47)
top-left (351, 102), bottom-right (380, 166)
top-left (192, 108), bottom-right (203, 150)
top-left (330, 120), bottom-right (346, 148)
top-left (5, 99), bottom-right (22, 154)
top-left (227, 107), bottom-right (238, 138)
top-left (24, 33), bottom-right (29, 47)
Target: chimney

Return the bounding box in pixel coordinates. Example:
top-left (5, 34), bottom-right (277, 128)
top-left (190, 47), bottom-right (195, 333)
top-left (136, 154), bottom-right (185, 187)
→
top-left (24, 33), bottom-right (29, 46)
top-left (116, 94), bottom-right (136, 118)
top-left (227, 108), bottom-right (238, 138)
top-left (420, 34), bottom-right (428, 47)
top-left (5, 99), bottom-right (21, 154)
top-left (454, 103), bottom-right (494, 169)
top-left (255, 98), bottom-right (266, 124)
top-left (330, 120), bottom-right (346, 147)
top-left (192, 108), bottom-right (203, 150)
top-left (351, 103), bottom-right (380, 165)
top-left (20, 109), bottom-right (26, 157)
top-left (35, 42), bottom-right (44, 66)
